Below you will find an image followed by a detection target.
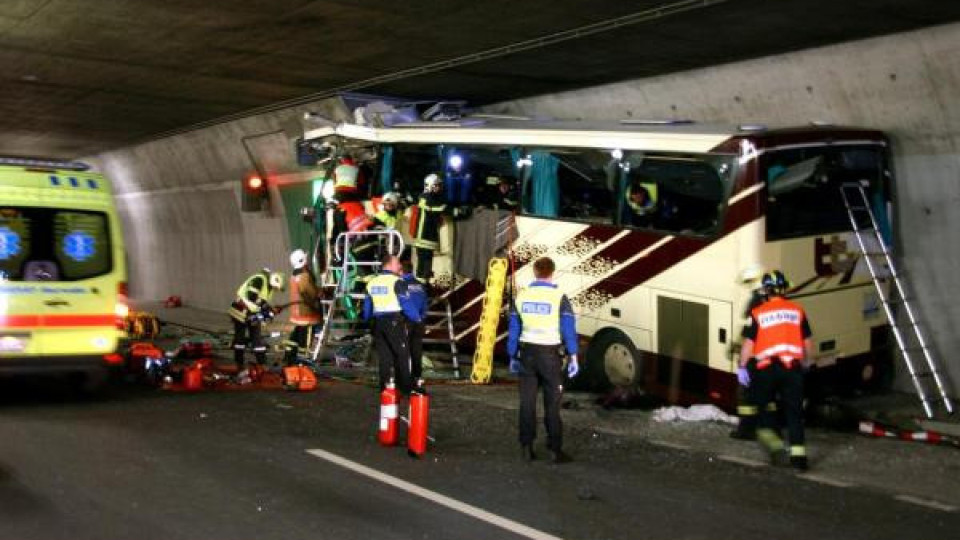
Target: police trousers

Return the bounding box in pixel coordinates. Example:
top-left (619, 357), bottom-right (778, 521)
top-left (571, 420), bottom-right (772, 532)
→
top-left (408, 321), bottom-right (425, 381)
top-left (751, 359), bottom-right (805, 451)
top-left (518, 344), bottom-right (564, 451)
top-left (373, 314), bottom-right (412, 394)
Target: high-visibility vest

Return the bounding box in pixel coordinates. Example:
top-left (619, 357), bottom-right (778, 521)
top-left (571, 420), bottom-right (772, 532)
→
top-left (228, 272), bottom-right (275, 321)
top-left (516, 284), bottom-right (564, 346)
top-left (366, 274), bottom-right (402, 314)
top-left (374, 210), bottom-right (399, 229)
top-left (750, 296), bottom-right (807, 368)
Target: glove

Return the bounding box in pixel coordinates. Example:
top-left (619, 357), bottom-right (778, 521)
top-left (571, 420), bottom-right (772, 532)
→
top-left (509, 357), bottom-right (523, 374)
top-left (737, 366), bottom-right (751, 387)
top-left (566, 355), bottom-right (579, 378)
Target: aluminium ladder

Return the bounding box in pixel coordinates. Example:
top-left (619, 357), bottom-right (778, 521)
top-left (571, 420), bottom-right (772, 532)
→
top-left (311, 230), bottom-right (404, 361)
top-left (840, 182), bottom-right (954, 418)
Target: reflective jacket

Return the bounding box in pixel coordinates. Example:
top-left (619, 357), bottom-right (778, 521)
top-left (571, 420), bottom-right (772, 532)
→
top-left (363, 272), bottom-right (421, 322)
top-left (748, 296), bottom-right (809, 368)
top-left (228, 271), bottom-right (276, 322)
top-left (289, 268), bottom-right (322, 325)
top-left (507, 281), bottom-right (579, 356)
top-left (411, 192), bottom-right (446, 250)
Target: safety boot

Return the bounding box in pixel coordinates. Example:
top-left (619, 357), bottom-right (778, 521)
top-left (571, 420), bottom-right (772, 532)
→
top-left (790, 456), bottom-right (809, 471)
top-left (521, 445), bottom-right (537, 462)
top-left (551, 449), bottom-right (573, 464)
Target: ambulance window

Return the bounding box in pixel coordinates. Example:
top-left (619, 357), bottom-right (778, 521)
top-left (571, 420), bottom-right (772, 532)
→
top-left (54, 211), bottom-right (112, 280)
top-left (0, 207), bottom-right (112, 282)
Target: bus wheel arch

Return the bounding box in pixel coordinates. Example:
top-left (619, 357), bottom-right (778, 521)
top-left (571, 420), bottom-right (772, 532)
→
top-left (583, 328), bottom-right (643, 392)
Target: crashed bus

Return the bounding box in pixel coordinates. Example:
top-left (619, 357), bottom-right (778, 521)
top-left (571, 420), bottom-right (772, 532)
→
top-left (296, 111), bottom-right (894, 409)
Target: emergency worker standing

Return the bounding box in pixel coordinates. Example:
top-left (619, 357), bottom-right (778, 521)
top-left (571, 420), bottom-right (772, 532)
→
top-left (507, 257), bottom-right (579, 463)
top-left (284, 249), bottom-right (322, 365)
top-left (228, 269), bottom-right (284, 368)
top-left (373, 192), bottom-right (402, 230)
top-left (411, 173), bottom-right (446, 280)
top-left (363, 255), bottom-right (422, 394)
top-left (400, 259), bottom-right (429, 385)
top-left (740, 270), bottom-right (813, 470)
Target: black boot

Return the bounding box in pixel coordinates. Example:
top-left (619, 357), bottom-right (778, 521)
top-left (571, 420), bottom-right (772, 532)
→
top-left (790, 456), bottom-right (809, 471)
top-left (521, 445), bottom-right (536, 462)
top-left (551, 449), bottom-right (573, 464)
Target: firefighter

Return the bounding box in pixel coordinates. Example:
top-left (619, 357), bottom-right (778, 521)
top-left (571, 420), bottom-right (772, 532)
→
top-left (284, 249), bottom-right (322, 365)
top-left (740, 270), bottom-right (814, 470)
top-left (401, 259), bottom-right (429, 386)
top-left (373, 192), bottom-right (402, 230)
top-left (731, 283), bottom-right (770, 440)
top-left (228, 268), bottom-right (284, 369)
top-left (507, 256), bottom-right (579, 464)
top-left (363, 255), bottom-right (422, 394)
top-left (411, 173), bottom-right (447, 280)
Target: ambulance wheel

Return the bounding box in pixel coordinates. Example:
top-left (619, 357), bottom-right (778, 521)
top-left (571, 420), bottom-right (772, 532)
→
top-left (582, 330), bottom-right (642, 392)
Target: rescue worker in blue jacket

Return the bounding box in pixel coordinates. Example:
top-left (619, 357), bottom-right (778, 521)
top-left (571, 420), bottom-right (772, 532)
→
top-left (507, 256), bottom-right (579, 463)
top-left (401, 259), bottom-right (429, 386)
top-left (363, 255), bottom-right (422, 394)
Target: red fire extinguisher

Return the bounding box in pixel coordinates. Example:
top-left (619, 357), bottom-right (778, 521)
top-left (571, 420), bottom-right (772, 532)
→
top-left (407, 380), bottom-right (430, 458)
top-left (379, 379), bottom-right (398, 446)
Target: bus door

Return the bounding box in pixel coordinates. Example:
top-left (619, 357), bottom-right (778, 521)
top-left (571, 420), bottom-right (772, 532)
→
top-left (652, 290), bottom-right (733, 404)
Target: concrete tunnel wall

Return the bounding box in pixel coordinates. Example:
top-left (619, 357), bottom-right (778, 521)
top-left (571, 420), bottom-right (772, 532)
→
top-left (92, 22), bottom-right (960, 396)
top-left (484, 22), bottom-right (960, 397)
top-left (90, 97), bottom-right (352, 312)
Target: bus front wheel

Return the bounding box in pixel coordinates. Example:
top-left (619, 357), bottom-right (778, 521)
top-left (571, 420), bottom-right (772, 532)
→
top-left (583, 330), bottom-right (643, 392)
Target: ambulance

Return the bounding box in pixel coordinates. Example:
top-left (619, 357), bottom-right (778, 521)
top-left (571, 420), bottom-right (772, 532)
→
top-left (0, 157), bottom-right (127, 389)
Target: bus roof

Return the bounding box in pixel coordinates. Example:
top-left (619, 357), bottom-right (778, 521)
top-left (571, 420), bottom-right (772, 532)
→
top-left (302, 116), bottom-right (886, 154)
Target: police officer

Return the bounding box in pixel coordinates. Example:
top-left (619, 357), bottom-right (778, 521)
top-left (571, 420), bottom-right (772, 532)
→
top-left (363, 255), bottom-right (422, 394)
top-left (228, 268), bottom-right (284, 369)
top-left (284, 249), bottom-right (322, 365)
top-left (401, 259), bottom-right (429, 386)
top-left (507, 256), bottom-right (579, 463)
top-left (740, 270), bottom-right (813, 470)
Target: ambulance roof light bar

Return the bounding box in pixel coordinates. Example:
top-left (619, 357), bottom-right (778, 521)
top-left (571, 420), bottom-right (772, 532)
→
top-left (0, 156), bottom-right (90, 171)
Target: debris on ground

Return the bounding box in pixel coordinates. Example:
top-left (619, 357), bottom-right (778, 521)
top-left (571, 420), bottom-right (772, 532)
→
top-left (652, 404), bottom-right (738, 425)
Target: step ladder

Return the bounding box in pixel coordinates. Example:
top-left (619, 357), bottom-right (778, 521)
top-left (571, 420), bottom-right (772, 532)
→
top-left (421, 297), bottom-right (461, 379)
top-left (840, 182), bottom-right (954, 418)
top-left (311, 229), bottom-right (404, 361)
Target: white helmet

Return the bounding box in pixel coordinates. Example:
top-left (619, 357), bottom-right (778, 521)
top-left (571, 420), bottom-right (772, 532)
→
top-left (382, 192), bottom-right (400, 206)
top-left (289, 249), bottom-right (308, 270)
top-left (423, 173), bottom-right (441, 191)
top-left (268, 271), bottom-right (285, 291)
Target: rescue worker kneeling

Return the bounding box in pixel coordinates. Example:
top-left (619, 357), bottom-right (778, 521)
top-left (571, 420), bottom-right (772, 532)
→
top-left (740, 270), bottom-right (813, 470)
top-left (363, 255), bottom-right (422, 394)
top-left (228, 268), bottom-right (285, 369)
top-left (507, 256), bottom-right (579, 464)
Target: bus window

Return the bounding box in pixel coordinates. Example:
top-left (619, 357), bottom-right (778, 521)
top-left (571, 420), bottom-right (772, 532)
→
top-left (522, 149), bottom-right (618, 224)
top-left (619, 154), bottom-right (731, 236)
top-left (763, 145), bottom-right (889, 241)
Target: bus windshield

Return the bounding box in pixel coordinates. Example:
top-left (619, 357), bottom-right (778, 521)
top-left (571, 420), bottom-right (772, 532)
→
top-left (762, 144), bottom-right (891, 241)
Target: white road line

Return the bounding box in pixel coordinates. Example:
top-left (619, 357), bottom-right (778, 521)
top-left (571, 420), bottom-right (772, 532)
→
top-left (796, 473), bottom-right (855, 488)
top-left (895, 494), bottom-right (958, 513)
top-left (649, 440), bottom-right (690, 451)
top-left (716, 454), bottom-right (765, 468)
top-left (306, 448), bottom-right (565, 540)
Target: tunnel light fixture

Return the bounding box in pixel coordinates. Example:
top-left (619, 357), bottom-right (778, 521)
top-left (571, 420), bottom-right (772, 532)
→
top-left (610, 149), bottom-right (624, 160)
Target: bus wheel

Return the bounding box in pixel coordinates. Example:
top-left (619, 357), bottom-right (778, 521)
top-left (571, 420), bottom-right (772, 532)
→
top-left (584, 330), bottom-right (642, 392)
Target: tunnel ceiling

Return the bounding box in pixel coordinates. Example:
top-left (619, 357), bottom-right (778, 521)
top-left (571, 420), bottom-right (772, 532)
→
top-left (2, 0), bottom-right (959, 158)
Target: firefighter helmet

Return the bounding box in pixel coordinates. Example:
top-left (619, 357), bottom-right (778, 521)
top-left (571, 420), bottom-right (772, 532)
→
top-left (761, 270), bottom-right (788, 294)
top-left (268, 270), bottom-right (285, 291)
top-left (382, 192), bottom-right (400, 206)
top-left (289, 249), bottom-right (308, 270)
top-left (423, 173), bottom-right (441, 192)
